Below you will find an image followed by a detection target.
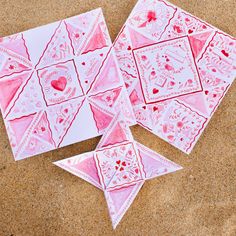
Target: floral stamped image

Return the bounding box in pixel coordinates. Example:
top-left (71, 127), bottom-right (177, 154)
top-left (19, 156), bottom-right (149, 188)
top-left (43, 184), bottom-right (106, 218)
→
top-left (0, 8), bottom-right (135, 160)
top-left (54, 113), bottom-right (182, 228)
top-left (114, 0), bottom-right (236, 154)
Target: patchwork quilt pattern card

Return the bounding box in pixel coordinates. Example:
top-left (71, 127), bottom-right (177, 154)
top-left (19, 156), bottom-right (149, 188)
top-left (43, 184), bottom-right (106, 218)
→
top-left (0, 8), bottom-right (135, 160)
top-left (114, 0), bottom-right (236, 154)
top-left (54, 113), bottom-right (182, 228)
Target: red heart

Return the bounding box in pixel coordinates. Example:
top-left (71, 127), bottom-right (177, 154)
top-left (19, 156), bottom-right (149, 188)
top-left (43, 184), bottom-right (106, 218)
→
top-left (188, 29), bottom-right (193, 34)
top-left (153, 106), bottom-right (158, 112)
top-left (51, 76), bottom-right (67, 91)
top-left (205, 90), bottom-right (209, 95)
top-left (221, 50), bottom-right (229, 57)
top-left (82, 62), bottom-right (86, 66)
top-left (122, 161), bottom-right (126, 166)
top-left (153, 88), bottom-right (159, 94)
top-left (135, 169), bottom-right (139, 174)
top-left (120, 167), bottom-right (124, 171)
top-left (116, 160), bottom-right (121, 165)
top-left (127, 46), bottom-right (132, 50)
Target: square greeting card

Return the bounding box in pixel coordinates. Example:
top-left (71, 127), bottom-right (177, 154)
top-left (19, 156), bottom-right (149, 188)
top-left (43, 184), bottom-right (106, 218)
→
top-left (0, 8), bottom-right (135, 160)
top-left (114, 0), bottom-right (236, 154)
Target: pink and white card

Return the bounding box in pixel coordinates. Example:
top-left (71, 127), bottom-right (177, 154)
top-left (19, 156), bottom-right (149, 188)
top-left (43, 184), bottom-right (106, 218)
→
top-left (114, 0), bottom-right (236, 154)
top-left (0, 8), bottom-right (136, 160)
top-left (54, 113), bottom-right (182, 228)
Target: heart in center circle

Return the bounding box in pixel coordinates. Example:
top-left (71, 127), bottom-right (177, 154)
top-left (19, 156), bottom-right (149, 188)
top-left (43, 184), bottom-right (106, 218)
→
top-left (51, 76), bottom-right (67, 91)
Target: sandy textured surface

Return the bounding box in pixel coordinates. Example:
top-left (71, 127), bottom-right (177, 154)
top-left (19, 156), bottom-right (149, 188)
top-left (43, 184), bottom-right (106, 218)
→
top-left (0, 0), bottom-right (235, 235)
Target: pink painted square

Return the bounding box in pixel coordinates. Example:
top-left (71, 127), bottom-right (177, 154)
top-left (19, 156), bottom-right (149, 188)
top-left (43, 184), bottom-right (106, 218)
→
top-left (0, 8), bottom-right (135, 160)
top-left (114, 0), bottom-right (236, 154)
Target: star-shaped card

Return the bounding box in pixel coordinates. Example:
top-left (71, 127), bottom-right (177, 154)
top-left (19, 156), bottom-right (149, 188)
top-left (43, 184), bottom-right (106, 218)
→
top-left (114, 0), bottom-right (236, 154)
top-left (0, 8), bottom-right (135, 160)
top-left (54, 113), bottom-right (182, 228)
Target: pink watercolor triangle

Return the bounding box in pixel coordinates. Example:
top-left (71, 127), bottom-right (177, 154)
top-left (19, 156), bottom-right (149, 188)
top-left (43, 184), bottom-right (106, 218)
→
top-left (177, 92), bottom-right (208, 116)
top-left (137, 143), bottom-right (182, 180)
top-left (31, 112), bottom-right (55, 147)
top-left (89, 87), bottom-right (122, 109)
top-left (105, 181), bottom-right (144, 229)
top-left (100, 122), bottom-right (129, 148)
top-left (46, 99), bottom-right (84, 147)
top-left (189, 31), bottom-right (213, 58)
top-left (36, 21), bottom-right (74, 67)
top-left (128, 26), bottom-right (155, 48)
top-left (0, 34), bottom-right (29, 59)
top-left (8, 72), bottom-right (44, 118)
top-left (9, 113), bottom-right (36, 146)
top-left (18, 135), bottom-right (54, 160)
top-left (89, 103), bottom-right (114, 133)
top-left (82, 23), bottom-right (108, 54)
top-left (89, 54), bottom-right (121, 94)
top-left (0, 72), bottom-right (31, 114)
top-left (55, 153), bottom-right (102, 189)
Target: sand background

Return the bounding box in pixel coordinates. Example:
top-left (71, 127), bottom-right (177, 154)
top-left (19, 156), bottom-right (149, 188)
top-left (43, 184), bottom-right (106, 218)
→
top-left (0, 0), bottom-right (235, 235)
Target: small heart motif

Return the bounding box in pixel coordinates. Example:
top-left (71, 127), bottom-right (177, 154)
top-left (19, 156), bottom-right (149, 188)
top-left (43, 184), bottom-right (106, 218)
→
top-left (59, 118), bottom-right (64, 124)
top-left (221, 50), bottom-right (229, 57)
top-left (100, 53), bottom-right (103, 57)
top-left (188, 29), bottom-right (193, 34)
top-left (122, 161), bottom-right (126, 166)
top-left (64, 108), bottom-right (68, 113)
top-left (135, 169), bottom-right (139, 174)
top-left (127, 46), bottom-right (131, 50)
top-left (120, 167), bottom-right (124, 171)
top-left (153, 88), bottom-right (159, 94)
top-left (173, 25), bottom-right (182, 34)
top-left (153, 106), bottom-right (158, 112)
top-left (41, 127), bottom-right (46, 132)
top-left (51, 76), bottom-right (67, 92)
top-left (142, 106), bottom-right (146, 110)
top-left (82, 62), bottom-right (86, 66)
top-left (205, 90), bottom-right (209, 95)
top-left (116, 160), bottom-right (121, 165)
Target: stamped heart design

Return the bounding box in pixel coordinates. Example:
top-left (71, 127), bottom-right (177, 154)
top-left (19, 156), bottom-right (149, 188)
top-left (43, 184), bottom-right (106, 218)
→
top-left (116, 160), bottom-right (121, 165)
top-left (153, 106), bottom-right (158, 112)
top-left (153, 88), bottom-right (159, 94)
top-left (188, 29), bottom-right (193, 34)
top-left (51, 76), bottom-right (67, 91)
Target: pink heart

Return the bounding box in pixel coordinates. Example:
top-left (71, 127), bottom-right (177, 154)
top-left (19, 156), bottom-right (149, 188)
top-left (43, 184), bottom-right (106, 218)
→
top-left (51, 76), bottom-right (67, 91)
top-left (153, 88), bottom-right (159, 94)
